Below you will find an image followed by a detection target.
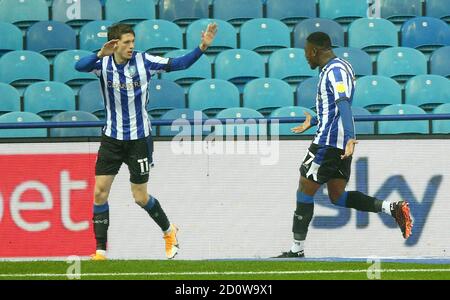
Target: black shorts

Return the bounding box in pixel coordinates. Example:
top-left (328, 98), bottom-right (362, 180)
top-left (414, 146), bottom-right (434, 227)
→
top-left (95, 134), bottom-right (154, 184)
top-left (300, 143), bottom-right (352, 185)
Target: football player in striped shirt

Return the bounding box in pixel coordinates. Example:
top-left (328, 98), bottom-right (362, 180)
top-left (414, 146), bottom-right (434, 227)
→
top-left (75, 23), bottom-right (217, 260)
top-left (275, 32), bottom-right (412, 258)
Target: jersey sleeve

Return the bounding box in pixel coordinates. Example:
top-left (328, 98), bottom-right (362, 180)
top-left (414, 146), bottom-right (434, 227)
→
top-left (143, 53), bottom-right (171, 75)
top-left (327, 67), bottom-right (353, 102)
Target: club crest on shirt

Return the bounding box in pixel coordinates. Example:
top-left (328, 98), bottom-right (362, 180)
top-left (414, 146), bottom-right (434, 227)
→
top-left (128, 66), bottom-right (137, 77)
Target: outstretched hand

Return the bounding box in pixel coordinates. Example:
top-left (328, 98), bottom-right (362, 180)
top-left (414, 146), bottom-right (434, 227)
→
top-left (291, 111), bottom-right (312, 134)
top-left (97, 39), bottom-right (119, 58)
top-left (199, 23), bottom-right (218, 51)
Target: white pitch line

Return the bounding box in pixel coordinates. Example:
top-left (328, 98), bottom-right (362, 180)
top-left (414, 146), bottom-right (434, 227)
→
top-left (1, 269), bottom-right (450, 278)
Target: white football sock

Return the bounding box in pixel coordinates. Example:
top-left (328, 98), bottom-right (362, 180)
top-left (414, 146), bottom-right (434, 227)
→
top-left (382, 201), bottom-right (392, 216)
top-left (96, 250), bottom-right (106, 256)
top-left (291, 240), bottom-right (304, 253)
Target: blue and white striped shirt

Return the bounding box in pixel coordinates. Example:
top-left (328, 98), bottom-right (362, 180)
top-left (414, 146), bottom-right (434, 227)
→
top-left (313, 57), bottom-right (356, 150)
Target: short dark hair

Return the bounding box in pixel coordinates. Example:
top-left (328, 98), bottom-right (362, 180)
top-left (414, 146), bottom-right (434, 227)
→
top-left (306, 32), bottom-right (332, 49)
top-left (107, 23), bottom-right (135, 41)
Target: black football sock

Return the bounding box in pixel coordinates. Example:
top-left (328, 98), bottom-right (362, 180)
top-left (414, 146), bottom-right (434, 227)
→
top-left (93, 203), bottom-right (109, 251)
top-left (292, 191), bottom-right (315, 241)
top-left (334, 191), bottom-right (383, 213)
top-left (141, 195), bottom-right (171, 232)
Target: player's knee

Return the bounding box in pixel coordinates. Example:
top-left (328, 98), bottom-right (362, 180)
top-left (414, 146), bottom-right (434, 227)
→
top-left (94, 186), bottom-right (109, 203)
top-left (328, 191), bottom-right (342, 204)
top-left (132, 190), bottom-right (148, 207)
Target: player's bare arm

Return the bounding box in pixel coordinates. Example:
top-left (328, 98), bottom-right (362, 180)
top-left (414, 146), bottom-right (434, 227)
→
top-left (291, 111), bottom-right (313, 134)
top-left (341, 138), bottom-right (358, 160)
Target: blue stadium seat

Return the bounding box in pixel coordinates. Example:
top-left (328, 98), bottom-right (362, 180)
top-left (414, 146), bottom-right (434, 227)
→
top-left (148, 79), bottom-right (185, 116)
top-left (0, 50), bottom-right (49, 87)
top-left (243, 78), bottom-right (294, 113)
top-left (214, 49), bottom-right (265, 90)
top-left (333, 47), bottom-right (372, 76)
top-left (294, 18), bottom-right (345, 48)
top-left (405, 75), bottom-right (450, 108)
top-left (0, 83), bottom-right (20, 115)
top-left (159, 0), bottom-right (209, 26)
top-left (159, 108), bottom-right (209, 136)
top-left (270, 106), bottom-right (316, 135)
top-left (26, 21), bottom-right (77, 58)
top-left (348, 18), bottom-right (398, 54)
top-left (319, 0), bottom-right (368, 25)
top-left (78, 81), bottom-right (105, 119)
top-left (105, 0), bottom-right (155, 24)
top-left (240, 18), bottom-right (290, 54)
top-left (269, 48), bottom-right (318, 84)
top-left (213, 0), bottom-right (263, 26)
top-left (52, 0), bottom-right (102, 28)
top-left (430, 46), bottom-right (450, 78)
top-left (351, 106), bottom-right (374, 135)
top-left (134, 20), bottom-right (183, 55)
top-left (215, 107), bottom-right (265, 136)
top-left (0, 0), bottom-right (49, 29)
top-left (79, 20), bottom-right (113, 52)
top-left (426, 0), bottom-right (450, 23)
top-left (401, 17), bottom-right (450, 52)
top-left (266, 0), bottom-right (316, 26)
top-left (186, 19), bottom-right (236, 53)
top-left (377, 47), bottom-right (427, 82)
top-left (50, 111), bottom-right (101, 137)
top-left (379, 0), bottom-right (422, 24)
top-left (24, 81), bottom-right (75, 119)
top-left (296, 77), bottom-right (319, 109)
top-left (54, 50), bottom-right (98, 86)
top-left (0, 22), bottom-right (23, 56)
top-left (378, 104), bottom-right (428, 134)
top-left (0, 112), bottom-right (46, 138)
top-left (188, 79), bottom-right (240, 114)
top-left (432, 103), bottom-right (450, 133)
top-left (353, 75), bottom-right (401, 110)
top-left (161, 49), bottom-right (212, 86)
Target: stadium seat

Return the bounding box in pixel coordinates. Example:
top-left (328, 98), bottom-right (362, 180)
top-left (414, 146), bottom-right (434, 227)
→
top-left (0, 50), bottom-right (50, 87)
top-left (240, 18), bottom-right (290, 54)
top-left (378, 104), bottom-right (428, 134)
top-left (159, 108), bottom-right (209, 136)
top-left (294, 18), bottom-right (345, 48)
top-left (377, 47), bottom-right (427, 82)
top-left (268, 48), bottom-right (318, 84)
top-left (333, 47), bottom-right (372, 76)
top-left (426, 0), bottom-right (450, 23)
top-left (79, 20), bottom-right (113, 52)
top-left (159, 0), bottom-right (209, 26)
top-left (430, 46), bottom-right (450, 78)
top-left (161, 49), bottom-right (212, 86)
top-left (353, 76), bottom-right (401, 111)
top-left (52, 0), bottom-right (102, 28)
top-left (186, 19), bottom-right (237, 53)
top-left (105, 0), bottom-right (155, 24)
top-left (134, 20), bottom-right (183, 55)
top-left (54, 50), bottom-right (98, 86)
top-left (405, 75), bottom-right (450, 108)
top-left (351, 106), bottom-right (374, 135)
top-left (0, 0), bottom-right (49, 29)
top-left (0, 83), bottom-right (20, 115)
top-left (213, 0), bottom-right (263, 26)
top-left (270, 106), bottom-right (316, 135)
top-left (243, 78), bottom-right (294, 113)
top-left (348, 18), bottom-right (398, 54)
top-left (401, 17), bottom-right (450, 52)
top-left (188, 79), bottom-right (240, 114)
top-left (215, 107), bottom-right (265, 136)
top-left (266, 0), bottom-right (316, 26)
top-left (432, 103), bottom-right (450, 133)
top-left (148, 79), bottom-right (185, 117)
top-left (296, 77), bottom-right (319, 110)
top-left (319, 0), bottom-right (368, 25)
top-left (24, 81), bottom-right (75, 119)
top-left (26, 21), bottom-right (77, 58)
top-left (214, 49), bottom-right (265, 90)
top-left (0, 22), bottom-right (23, 56)
top-left (50, 111), bottom-right (101, 137)
top-left (0, 111), bottom-right (46, 138)
top-left (78, 81), bottom-right (104, 119)
top-left (379, 0), bottom-right (422, 24)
